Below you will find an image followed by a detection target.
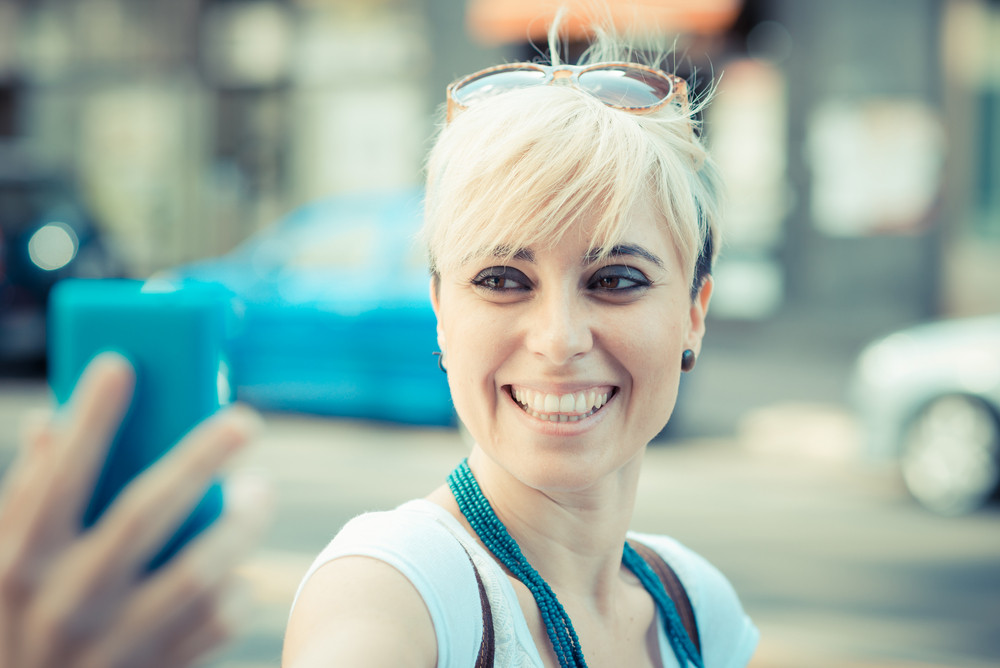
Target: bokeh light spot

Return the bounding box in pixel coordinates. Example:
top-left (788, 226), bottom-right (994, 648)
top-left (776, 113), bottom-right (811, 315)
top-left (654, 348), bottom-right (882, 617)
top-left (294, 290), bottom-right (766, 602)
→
top-left (28, 222), bottom-right (79, 271)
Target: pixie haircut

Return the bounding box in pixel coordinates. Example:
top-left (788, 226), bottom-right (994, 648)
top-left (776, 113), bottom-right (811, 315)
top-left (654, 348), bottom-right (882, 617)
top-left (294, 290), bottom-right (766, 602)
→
top-left (422, 24), bottom-right (722, 298)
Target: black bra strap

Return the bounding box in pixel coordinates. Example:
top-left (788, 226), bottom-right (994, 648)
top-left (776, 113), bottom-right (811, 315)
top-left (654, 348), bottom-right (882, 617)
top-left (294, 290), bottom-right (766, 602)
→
top-left (461, 547), bottom-right (495, 667)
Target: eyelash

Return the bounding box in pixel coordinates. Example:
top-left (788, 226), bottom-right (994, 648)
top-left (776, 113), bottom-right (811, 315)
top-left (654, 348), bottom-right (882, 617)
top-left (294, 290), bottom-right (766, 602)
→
top-left (471, 267), bottom-right (530, 292)
top-left (470, 266), bottom-right (651, 294)
top-left (589, 266), bottom-right (651, 292)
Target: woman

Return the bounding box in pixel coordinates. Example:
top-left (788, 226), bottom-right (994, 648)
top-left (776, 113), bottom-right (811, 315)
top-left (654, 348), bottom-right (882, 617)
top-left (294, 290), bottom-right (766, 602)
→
top-left (0, 354), bottom-right (269, 668)
top-left (283, 28), bottom-right (758, 668)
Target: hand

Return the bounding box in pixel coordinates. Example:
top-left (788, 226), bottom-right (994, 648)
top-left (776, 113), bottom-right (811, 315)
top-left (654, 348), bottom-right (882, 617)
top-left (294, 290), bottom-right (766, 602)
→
top-left (0, 353), bottom-right (271, 668)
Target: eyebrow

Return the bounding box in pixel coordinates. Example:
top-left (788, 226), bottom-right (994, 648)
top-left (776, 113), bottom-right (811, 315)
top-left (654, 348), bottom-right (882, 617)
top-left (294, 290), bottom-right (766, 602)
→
top-left (491, 246), bottom-right (535, 262)
top-left (584, 244), bottom-right (664, 268)
top-left (488, 243), bottom-right (663, 268)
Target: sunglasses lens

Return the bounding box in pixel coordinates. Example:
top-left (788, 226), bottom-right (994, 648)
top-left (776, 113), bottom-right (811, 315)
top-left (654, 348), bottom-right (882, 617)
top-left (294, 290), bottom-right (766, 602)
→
top-left (578, 67), bottom-right (675, 108)
top-left (452, 67), bottom-right (547, 105)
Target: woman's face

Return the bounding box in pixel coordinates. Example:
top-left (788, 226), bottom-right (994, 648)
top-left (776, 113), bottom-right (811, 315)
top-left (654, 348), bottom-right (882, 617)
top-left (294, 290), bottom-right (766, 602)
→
top-left (431, 194), bottom-right (712, 493)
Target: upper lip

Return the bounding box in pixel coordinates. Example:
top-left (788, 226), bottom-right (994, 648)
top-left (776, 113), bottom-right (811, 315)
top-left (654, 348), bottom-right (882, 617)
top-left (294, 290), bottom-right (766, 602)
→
top-left (503, 382), bottom-right (618, 395)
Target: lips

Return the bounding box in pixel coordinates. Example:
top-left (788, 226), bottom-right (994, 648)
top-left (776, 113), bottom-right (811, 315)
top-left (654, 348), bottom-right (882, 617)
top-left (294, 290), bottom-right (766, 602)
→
top-left (507, 385), bottom-right (616, 422)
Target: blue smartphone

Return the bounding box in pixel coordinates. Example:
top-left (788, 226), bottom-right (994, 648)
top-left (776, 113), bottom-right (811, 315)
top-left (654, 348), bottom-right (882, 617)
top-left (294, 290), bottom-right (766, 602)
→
top-left (48, 278), bottom-right (231, 571)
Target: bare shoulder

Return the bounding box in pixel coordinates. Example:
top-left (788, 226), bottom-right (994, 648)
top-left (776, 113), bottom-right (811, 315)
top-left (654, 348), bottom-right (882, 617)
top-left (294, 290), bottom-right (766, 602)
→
top-left (282, 555), bottom-right (437, 668)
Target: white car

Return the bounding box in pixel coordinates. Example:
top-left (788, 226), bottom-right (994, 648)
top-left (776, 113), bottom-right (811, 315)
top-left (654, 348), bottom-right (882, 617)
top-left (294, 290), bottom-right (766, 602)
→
top-left (851, 315), bottom-right (1000, 515)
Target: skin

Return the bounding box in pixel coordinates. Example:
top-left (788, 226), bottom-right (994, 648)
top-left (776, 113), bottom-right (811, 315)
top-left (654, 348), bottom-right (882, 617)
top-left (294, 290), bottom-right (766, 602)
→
top-left (0, 353), bottom-right (271, 668)
top-left (284, 192), bottom-right (713, 668)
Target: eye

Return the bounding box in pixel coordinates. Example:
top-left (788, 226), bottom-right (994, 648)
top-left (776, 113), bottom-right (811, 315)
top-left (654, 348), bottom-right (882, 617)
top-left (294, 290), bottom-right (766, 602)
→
top-left (589, 265), bottom-right (650, 292)
top-left (471, 266), bottom-right (531, 292)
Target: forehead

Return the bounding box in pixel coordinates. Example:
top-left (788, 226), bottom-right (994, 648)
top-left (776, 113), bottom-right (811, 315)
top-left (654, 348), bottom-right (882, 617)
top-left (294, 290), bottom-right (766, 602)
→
top-left (465, 192), bottom-right (678, 268)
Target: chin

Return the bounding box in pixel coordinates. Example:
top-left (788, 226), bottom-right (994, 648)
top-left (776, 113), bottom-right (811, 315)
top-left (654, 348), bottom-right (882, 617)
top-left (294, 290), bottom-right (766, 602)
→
top-left (491, 436), bottom-right (645, 496)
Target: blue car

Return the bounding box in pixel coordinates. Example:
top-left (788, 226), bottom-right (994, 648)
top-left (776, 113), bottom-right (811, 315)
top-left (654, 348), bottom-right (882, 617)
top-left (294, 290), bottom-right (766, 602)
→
top-left (157, 189), bottom-right (453, 426)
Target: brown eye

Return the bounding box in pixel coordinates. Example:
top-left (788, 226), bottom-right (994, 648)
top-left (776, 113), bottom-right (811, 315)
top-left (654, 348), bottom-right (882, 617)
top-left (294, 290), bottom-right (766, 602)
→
top-left (589, 266), bottom-right (650, 292)
top-left (484, 276), bottom-right (513, 289)
top-left (472, 266), bottom-right (530, 292)
top-left (598, 276), bottom-right (621, 289)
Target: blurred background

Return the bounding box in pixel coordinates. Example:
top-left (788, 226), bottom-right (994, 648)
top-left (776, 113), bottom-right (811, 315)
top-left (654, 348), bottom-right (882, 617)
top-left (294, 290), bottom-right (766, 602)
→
top-left (1, 0), bottom-right (998, 666)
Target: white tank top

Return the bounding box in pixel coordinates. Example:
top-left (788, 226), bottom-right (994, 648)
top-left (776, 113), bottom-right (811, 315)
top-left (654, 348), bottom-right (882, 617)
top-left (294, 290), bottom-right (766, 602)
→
top-left (292, 499), bottom-right (758, 667)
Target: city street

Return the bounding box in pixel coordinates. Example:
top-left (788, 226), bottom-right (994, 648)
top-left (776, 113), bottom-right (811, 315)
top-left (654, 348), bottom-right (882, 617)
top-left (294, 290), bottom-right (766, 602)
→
top-left (2, 0), bottom-right (998, 666)
top-left (1, 380), bottom-right (999, 667)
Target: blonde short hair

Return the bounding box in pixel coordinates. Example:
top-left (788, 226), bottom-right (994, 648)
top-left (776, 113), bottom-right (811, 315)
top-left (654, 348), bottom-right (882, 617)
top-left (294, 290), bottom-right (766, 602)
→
top-left (422, 30), bottom-right (722, 297)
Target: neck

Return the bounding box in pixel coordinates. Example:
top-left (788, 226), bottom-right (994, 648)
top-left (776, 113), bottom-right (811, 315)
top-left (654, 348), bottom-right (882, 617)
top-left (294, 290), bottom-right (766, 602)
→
top-left (466, 446), bottom-right (643, 600)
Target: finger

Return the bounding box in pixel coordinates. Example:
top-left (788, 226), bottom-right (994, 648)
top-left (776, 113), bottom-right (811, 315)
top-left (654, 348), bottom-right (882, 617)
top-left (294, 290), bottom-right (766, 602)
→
top-left (18, 410), bottom-right (263, 658)
top-left (75, 587), bottom-right (227, 668)
top-left (18, 407), bottom-right (54, 455)
top-left (87, 407), bottom-right (263, 577)
top-left (161, 580), bottom-right (251, 668)
top-left (16, 470), bottom-right (268, 668)
top-left (166, 470), bottom-right (273, 591)
top-left (79, 471), bottom-right (269, 668)
top-left (112, 471), bottom-right (271, 629)
top-left (0, 415), bottom-right (58, 615)
top-left (46, 352), bottom-right (136, 529)
top-left (161, 611), bottom-right (230, 668)
top-left (150, 576), bottom-right (251, 668)
top-left (0, 415), bottom-right (54, 668)
top-left (0, 412), bottom-right (54, 527)
top-left (0, 360), bottom-right (133, 668)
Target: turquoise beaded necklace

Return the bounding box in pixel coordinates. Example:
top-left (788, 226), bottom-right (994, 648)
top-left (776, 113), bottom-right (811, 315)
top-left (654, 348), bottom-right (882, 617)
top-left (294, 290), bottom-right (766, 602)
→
top-left (448, 459), bottom-right (704, 668)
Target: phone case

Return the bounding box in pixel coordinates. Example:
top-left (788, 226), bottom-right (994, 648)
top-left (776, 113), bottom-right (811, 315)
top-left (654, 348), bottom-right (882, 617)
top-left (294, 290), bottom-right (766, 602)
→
top-left (48, 278), bottom-right (230, 571)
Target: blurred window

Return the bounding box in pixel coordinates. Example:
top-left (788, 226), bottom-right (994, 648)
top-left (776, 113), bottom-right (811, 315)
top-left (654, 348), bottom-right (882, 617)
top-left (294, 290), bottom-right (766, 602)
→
top-left (974, 88), bottom-right (1000, 240)
top-left (806, 100), bottom-right (943, 237)
top-left (707, 58), bottom-right (788, 320)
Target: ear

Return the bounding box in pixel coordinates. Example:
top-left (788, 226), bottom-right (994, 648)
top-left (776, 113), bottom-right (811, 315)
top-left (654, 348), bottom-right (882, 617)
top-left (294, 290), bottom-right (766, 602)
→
top-left (429, 276), bottom-right (445, 351)
top-left (684, 275), bottom-right (713, 353)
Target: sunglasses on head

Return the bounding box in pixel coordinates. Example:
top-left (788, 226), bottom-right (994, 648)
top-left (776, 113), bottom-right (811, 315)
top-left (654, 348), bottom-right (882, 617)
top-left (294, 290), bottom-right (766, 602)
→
top-left (446, 61), bottom-right (689, 123)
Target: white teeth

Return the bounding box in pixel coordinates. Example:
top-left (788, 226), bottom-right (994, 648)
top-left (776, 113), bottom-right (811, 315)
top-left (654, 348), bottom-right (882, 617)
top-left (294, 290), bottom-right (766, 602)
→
top-left (512, 387), bottom-right (615, 423)
top-left (517, 388), bottom-right (611, 414)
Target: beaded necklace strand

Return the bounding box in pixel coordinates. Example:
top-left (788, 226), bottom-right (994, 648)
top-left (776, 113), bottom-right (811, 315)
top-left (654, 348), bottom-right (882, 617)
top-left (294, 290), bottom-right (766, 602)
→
top-left (447, 459), bottom-right (704, 668)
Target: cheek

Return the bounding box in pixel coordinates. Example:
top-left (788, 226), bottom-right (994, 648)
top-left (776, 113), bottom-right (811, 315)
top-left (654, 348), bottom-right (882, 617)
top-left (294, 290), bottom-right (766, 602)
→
top-left (623, 331), bottom-right (685, 443)
top-left (442, 306), bottom-right (507, 369)
top-left (439, 301), bottom-right (511, 416)
top-left (617, 304), bottom-right (686, 399)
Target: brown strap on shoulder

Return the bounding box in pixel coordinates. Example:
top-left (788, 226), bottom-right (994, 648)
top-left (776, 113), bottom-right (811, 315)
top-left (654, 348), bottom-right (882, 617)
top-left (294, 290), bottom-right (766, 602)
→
top-left (464, 550), bottom-right (495, 667)
top-left (629, 540), bottom-right (701, 654)
top-left (464, 540), bottom-right (697, 666)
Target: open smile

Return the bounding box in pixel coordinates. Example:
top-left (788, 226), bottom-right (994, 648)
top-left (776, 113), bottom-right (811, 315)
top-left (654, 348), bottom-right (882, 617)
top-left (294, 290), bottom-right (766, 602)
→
top-left (505, 385), bottom-right (618, 423)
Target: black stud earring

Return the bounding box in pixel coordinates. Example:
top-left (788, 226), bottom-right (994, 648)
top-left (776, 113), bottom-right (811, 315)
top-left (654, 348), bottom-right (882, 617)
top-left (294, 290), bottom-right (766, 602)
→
top-left (681, 349), bottom-right (696, 372)
top-left (433, 351), bottom-right (447, 374)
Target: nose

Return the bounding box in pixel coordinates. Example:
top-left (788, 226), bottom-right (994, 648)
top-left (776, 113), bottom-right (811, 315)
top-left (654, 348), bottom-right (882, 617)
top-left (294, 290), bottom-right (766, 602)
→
top-left (524, 289), bottom-right (594, 365)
